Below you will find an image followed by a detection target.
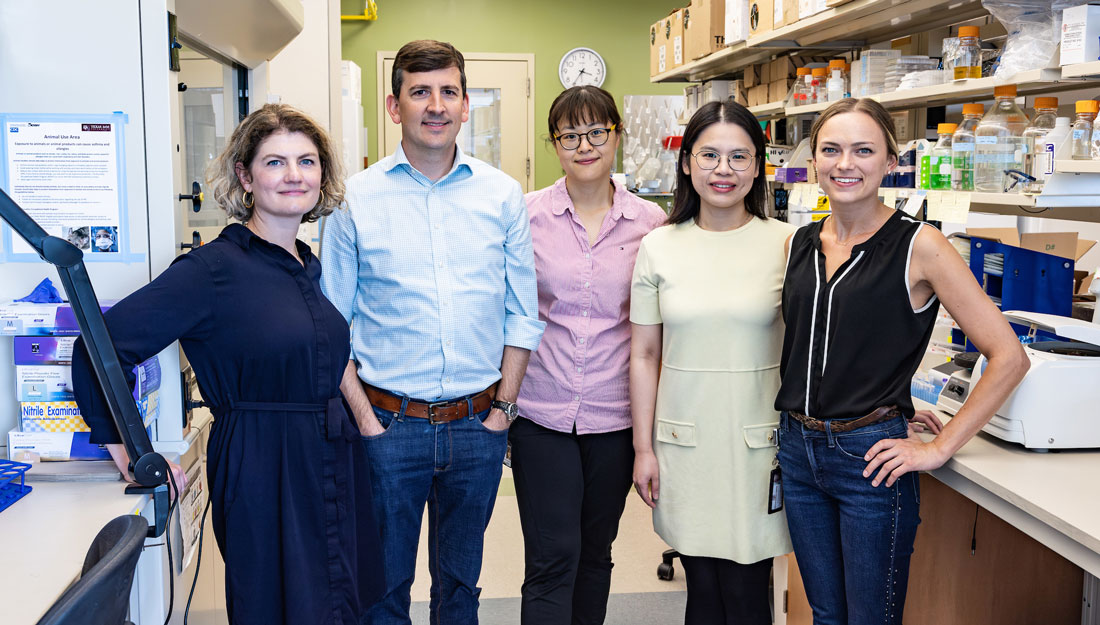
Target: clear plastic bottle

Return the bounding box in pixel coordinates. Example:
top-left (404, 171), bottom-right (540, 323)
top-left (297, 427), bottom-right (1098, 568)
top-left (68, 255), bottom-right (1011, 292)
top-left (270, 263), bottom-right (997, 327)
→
top-left (827, 68), bottom-right (845, 102)
top-left (1022, 97), bottom-right (1058, 190)
top-left (929, 123), bottom-right (957, 190)
top-left (951, 103), bottom-right (984, 191)
top-left (974, 85), bottom-right (1028, 192)
top-left (792, 67), bottom-right (812, 106)
top-left (827, 60), bottom-right (847, 101)
top-left (954, 25), bottom-right (982, 80)
top-left (1029, 117), bottom-right (1069, 193)
top-left (1071, 100), bottom-right (1098, 160)
top-left (811, 67), bottom-right (828, 104)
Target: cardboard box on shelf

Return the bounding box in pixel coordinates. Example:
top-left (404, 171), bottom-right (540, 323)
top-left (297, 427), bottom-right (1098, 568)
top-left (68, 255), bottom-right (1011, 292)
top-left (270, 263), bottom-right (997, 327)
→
top-left (750, 0), bottom-right (774, 36)
top-left (769, 78), bottom-right (792, 102)
top-left (760, 60), bottom-right (773, 83)
top-left (774, 0), bottom-right (799, 27)
top-left (668, 9), bottom-right (686, 69)
top-left (771, 56), bottom-right (795, 79)
top-left (798, 0), bottom-right (828, 19)
top-left (725, 0), bottom-right (750, 45)
top-left (650, 19), bottom-right (664, 76)
top-left (1060, 4), bottom-right (1100, 66)
top-left (685, 0), bottom-right (726, 61)
top-left (747, 84), bottom-right (770, 107)
top-left (743, 63), bottom-right (759, 87)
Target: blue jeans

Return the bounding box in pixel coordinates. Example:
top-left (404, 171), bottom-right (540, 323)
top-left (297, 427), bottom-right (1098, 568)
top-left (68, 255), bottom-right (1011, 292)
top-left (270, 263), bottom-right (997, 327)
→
top-left (777, 412), bottom-right (920, 625)
top-left (361, 397), bottom-right (509, 625)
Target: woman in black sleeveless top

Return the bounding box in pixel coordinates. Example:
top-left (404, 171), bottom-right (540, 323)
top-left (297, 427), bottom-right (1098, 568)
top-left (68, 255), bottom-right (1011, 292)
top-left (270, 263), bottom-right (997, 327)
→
top-left (774, 99), bottom-right (1028, 625)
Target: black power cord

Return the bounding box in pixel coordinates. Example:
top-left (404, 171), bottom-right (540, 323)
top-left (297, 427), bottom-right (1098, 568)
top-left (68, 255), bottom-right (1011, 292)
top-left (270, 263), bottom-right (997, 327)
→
top-left (163, 475), bottom-right (179, 625)
top-left (183, 499), bottom-right (213, 625)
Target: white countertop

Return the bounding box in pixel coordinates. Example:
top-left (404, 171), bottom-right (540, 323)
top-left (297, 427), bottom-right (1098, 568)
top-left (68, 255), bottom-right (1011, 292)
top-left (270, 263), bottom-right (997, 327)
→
top-left (917, 400), bottom-right (1100, 576)
top-left (0, 477), bottom-right (149, 624)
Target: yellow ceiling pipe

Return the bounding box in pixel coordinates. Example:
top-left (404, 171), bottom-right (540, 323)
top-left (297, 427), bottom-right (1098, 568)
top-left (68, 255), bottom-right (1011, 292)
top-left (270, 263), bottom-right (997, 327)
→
top-left (342, 0), bottom-right (378, 21)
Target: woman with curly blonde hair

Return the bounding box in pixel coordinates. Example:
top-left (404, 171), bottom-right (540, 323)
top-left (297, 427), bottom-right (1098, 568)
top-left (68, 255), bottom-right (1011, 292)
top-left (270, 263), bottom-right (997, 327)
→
top-left (73, 103), bottom-right (384, 624)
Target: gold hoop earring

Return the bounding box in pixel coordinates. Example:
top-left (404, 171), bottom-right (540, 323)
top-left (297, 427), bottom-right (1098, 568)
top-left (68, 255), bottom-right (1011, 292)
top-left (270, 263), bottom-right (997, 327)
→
top-left (315, 189), bottom-right (325, 209)
top-left (242, 191), bottom-right (254, 209)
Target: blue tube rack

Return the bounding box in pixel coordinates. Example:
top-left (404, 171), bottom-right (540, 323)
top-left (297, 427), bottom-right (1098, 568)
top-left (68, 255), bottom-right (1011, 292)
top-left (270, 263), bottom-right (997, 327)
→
top-left (0, 459), bottom-right (32, 513)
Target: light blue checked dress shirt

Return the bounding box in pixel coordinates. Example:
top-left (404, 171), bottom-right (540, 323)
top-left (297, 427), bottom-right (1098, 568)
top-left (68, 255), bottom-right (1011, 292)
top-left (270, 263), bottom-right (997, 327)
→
top-left (320, 143), bottom-right (544, 401)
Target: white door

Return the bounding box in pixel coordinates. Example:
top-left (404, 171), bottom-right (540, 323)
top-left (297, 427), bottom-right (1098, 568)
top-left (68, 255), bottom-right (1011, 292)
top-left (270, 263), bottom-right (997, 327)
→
top-left (378, 54), bottom-right (534, 192)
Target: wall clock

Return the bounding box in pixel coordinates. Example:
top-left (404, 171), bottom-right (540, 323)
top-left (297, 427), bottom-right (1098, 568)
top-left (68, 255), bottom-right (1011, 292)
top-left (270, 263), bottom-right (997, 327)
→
top-left (558, 47), bottom-right (606, 88)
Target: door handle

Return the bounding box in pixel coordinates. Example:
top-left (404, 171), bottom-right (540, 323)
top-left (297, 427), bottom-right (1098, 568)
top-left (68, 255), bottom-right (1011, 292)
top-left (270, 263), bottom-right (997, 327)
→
top-left (179, 230), bottom-right (202, 250)
top-left (178, 181), bottom-right (203, 212)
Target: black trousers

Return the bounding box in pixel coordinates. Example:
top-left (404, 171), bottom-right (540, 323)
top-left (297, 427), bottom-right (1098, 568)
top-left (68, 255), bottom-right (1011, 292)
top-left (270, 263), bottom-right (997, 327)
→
top-left (508, 417), bottom-right (635, 625)
top-left (680, 555), bottom-right (773, 625)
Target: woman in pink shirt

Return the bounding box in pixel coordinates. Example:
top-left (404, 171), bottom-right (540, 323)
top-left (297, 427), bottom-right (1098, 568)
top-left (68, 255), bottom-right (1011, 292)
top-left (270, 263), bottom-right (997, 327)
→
top-left (513, 86), bottom-right (667, 625)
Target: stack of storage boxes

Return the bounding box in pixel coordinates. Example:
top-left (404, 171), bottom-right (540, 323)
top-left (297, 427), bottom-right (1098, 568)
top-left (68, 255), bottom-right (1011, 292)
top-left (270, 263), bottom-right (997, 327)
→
top-left (3, 302), bottom-right (160, 461)
top-left (745, 55), bottom-right (829, 106)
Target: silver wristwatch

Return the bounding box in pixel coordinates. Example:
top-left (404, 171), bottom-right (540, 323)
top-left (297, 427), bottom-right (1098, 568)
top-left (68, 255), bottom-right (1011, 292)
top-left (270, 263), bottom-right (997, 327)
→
top-left (491, 400), bottom-right (520, 422)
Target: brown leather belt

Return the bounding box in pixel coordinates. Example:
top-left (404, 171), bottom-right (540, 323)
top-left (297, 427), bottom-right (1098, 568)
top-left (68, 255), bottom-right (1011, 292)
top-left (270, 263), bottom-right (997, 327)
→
top-left (789, 405), bottom-right (901, 433)
top-left (364, 382), bottom-right (498, 425)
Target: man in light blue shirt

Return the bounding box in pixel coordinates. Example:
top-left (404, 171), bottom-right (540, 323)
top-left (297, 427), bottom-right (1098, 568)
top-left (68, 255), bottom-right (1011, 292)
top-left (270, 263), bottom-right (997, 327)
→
top-left (320, 40), bottom-right (544, 625)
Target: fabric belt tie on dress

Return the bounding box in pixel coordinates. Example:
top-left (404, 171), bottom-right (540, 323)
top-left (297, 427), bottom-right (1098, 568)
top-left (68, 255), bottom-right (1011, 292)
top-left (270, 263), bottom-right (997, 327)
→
top-left (789, 405), bottom-right (901, 433)
top-left (363, 382), bottom-right (498, 425)
top-left (213, 398), bottom-right (359, 441)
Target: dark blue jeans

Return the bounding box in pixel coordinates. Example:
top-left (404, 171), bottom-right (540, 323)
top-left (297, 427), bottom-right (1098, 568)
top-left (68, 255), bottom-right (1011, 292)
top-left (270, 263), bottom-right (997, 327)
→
top-left (361, 398), bottom-right (509, 625)
top-left (777, 412), bottom-right (920, 625)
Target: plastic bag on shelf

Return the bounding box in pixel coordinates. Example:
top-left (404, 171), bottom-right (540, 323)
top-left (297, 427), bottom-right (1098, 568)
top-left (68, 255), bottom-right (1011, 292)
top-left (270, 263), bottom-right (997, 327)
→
top-left (982, 0), bottom-right (1090, 79)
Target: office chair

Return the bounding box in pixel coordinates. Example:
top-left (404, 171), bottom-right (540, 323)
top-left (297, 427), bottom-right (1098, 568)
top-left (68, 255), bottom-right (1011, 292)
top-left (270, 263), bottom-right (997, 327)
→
top-left (36, 514), bottom-right (149, 625)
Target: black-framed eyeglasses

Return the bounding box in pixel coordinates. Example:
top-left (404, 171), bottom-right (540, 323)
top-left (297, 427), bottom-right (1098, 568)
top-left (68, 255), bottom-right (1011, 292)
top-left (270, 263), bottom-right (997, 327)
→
top-left (692, 150), bottom-right (757, 171)
top-left (553, 125), bottom-right (616, 150)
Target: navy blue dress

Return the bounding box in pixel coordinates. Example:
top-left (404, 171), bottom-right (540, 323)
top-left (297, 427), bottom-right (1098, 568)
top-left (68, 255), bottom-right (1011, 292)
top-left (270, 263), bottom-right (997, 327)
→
top-left (72, 224), bottom-right (384, 624)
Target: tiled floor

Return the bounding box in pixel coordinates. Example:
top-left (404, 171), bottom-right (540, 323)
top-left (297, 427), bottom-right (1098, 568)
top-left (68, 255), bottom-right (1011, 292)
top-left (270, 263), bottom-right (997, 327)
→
top-left (189, 466), bottom-right (689, 624)
top-left (410, 467), bottom-right (688, 602)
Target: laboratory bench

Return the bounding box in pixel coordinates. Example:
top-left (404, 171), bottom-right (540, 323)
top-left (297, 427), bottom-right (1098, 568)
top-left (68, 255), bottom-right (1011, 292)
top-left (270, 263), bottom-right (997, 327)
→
top-left (782, 401), bottom-right (1100, 624)
top-left (0, 411), bottom-right (215, 625)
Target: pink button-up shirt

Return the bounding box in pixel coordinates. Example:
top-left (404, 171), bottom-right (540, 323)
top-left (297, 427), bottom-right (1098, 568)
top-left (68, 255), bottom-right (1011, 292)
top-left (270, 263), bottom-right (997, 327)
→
top-left (517, 177), bottom-right (667, 434)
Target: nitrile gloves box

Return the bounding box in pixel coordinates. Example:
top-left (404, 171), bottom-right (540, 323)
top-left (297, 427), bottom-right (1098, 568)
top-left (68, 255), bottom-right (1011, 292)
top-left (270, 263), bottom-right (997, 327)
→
top-left (0, 301), bottom-right (116, 336)
top-left (16, 366), bottom-right (73, 402)
top-left (8, 429), bottom-right (111, 461)
top-left (13, 336), bottom-right (77, 365)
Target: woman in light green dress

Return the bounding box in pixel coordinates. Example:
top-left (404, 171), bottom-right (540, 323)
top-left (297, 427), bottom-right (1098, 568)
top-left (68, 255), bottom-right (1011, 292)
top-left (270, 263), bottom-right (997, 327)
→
top-left (629, 100), bottom-right (793, 625)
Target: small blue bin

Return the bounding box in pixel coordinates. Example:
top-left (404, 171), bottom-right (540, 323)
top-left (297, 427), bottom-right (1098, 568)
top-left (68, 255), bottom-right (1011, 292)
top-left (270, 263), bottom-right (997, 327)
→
top-left (0, 459), bottom-right (32, 513)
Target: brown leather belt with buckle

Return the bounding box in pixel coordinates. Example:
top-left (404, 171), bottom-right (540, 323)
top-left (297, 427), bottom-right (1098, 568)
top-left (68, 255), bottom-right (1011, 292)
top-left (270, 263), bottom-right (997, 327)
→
top-left (364, 383), bottom-right (498, 425)
top-left (790, 405), bottom-right (901, 433)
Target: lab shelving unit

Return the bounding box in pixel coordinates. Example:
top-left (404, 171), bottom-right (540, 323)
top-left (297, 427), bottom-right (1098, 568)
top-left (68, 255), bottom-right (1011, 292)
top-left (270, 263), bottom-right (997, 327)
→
top-left (652, 0), bottom-right (1100, 224)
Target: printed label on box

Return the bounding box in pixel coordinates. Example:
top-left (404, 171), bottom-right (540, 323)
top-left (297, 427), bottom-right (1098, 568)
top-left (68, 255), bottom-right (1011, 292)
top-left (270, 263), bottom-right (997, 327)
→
top-left (13, 336), bottom-right (77, 365)
top-left (16, 365), bottom-right (73, 402)
top-left (21, 401), bottom-right (89, 433)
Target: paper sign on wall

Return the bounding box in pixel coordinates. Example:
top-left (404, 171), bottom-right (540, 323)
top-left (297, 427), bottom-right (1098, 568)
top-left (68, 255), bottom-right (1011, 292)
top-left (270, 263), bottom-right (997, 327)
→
top-left (1, 113), bottom-right (129, 261)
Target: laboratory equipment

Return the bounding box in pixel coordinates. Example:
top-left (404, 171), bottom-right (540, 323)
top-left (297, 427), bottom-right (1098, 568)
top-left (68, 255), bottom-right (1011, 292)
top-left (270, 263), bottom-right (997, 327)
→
top-left (0, 189), bottom-right (171, 533)
top-left (792, 67), bottom-right (812, 105)
top-left (1022, 97), bottom-right (1057, 192)
top-left (952, 103), bottom-right (983, 191)
top-left (935, 352), bottom-right (979, 415)
top-left (928, 123), bottom-right (956, 190)
top-left (954, 26), bottom-right (982, 79)
top-left (974, 85), bottom-right (1028, 193)
top-left (811, 67), bottom-right (827, 104)
top-left (827, 60), bottom-right (846, 102)
top-left (1071, 100), bottom-right (1097, 160)
top-left (973, 311), bottom-right (1100, 450)
top-left (1029, 117), bottom-right (1069, 193)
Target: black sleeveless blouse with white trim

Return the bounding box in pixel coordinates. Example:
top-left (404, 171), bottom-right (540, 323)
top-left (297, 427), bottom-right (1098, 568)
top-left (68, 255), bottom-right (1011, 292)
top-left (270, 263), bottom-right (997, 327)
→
top-left (775, 210), bottom-right (941, 420)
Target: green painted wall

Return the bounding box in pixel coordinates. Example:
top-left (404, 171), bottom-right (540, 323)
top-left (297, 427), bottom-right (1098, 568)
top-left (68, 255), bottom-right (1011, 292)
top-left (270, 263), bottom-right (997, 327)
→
top-left (340, 0), bottom-right (684, 191)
